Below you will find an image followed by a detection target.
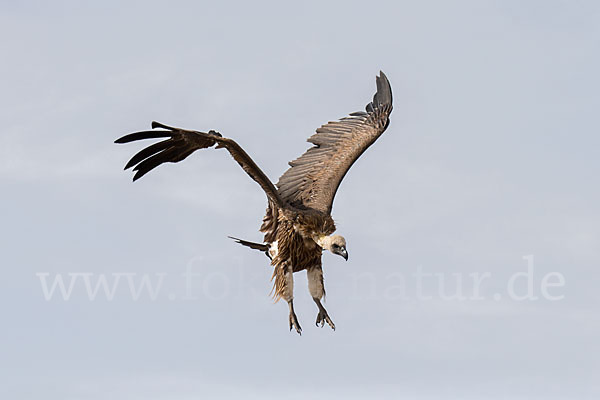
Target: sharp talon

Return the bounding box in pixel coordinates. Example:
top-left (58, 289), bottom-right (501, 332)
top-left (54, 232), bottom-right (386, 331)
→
top-left (289, 311), bottom-right (302, 335)
top-left (326, 317), bottom-right (336, 331)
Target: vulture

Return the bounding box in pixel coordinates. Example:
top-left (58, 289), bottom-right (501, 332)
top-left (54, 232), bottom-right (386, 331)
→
top-left (115, 71), bottom-right (393, 334)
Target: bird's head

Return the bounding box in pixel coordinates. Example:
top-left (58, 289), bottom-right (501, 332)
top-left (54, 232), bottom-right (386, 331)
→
top-left (318, 234), bottom-right (348, 261)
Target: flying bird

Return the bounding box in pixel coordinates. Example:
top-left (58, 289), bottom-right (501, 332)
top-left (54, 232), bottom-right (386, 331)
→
top-left (115, 72), bottom-right (393, 334)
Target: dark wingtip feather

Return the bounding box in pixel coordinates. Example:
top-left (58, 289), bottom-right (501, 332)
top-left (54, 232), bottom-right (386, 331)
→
top-left (115, 136), bottom-right (130, 144)
top-left (373, 70), bottom-right (393, 108)
top-left (115, 130), bottom-right (172, 144)
top-left (123, 140), bottom-right (172, 170)
top-left (124, 157), bottom-right (139, 171)
top-left (130, 147), bottom-right (178, 182)
top-left (152, 121), bottom-right (179, 130)
top-left (131, 163), bottom-right (157, 181)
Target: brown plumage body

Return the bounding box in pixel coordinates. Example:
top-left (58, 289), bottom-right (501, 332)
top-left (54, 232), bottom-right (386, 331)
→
top-left (264, 207), bottom-right (335, 301)
top-left (115, 72), bottom-right (393, 335)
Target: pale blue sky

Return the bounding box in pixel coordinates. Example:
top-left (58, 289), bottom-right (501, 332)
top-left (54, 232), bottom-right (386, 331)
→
top-left (1, 1), bottom-right (599, 399)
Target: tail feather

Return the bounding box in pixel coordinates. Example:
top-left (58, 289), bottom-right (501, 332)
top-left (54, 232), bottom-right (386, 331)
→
top-left (228, 236), bottom-right (271, 260)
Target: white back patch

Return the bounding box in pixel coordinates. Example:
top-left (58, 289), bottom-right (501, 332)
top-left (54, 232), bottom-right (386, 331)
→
top-left (268, 240), bottom-right (279, 259)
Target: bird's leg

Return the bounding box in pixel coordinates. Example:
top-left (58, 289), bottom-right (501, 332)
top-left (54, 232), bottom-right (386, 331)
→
top-left (313, 298), bottom-right (335, 330)
top-left (307, 266), bottom-right (335, 330)
top-left (287, 300), bottom-right (301, 335)
top-left (282, 268), bottom-right (301, 335)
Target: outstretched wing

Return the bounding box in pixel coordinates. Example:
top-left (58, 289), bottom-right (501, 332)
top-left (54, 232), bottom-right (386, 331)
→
top-left (276, 71), bottom-right (393, 214)
top-left (115, 121), bottom-right (284, 208)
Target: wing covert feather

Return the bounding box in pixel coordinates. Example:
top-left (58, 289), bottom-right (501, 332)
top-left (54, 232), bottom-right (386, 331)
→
top-left (276, 71), bottom-right (393, 213)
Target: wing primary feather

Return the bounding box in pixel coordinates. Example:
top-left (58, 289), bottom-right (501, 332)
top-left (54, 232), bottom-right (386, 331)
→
top-left (118, 72), bottom-right (392, 213)
top-left (117, 121), bottom-right (284, 208)
top-left (115, 130), bottom-right (172, 144)
top-left (124, 140), bottom-right (171, 170)
top-left (132, 147), bottom-right (179, 181)
top-left (275, 71), bottom-right (393, 213)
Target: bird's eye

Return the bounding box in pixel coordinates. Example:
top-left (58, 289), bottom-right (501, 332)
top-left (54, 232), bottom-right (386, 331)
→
top-left (332, 244), bottom-right (339, 249)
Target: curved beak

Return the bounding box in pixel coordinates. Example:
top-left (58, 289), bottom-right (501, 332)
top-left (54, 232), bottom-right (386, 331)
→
top-left (340, 247), bottom-right (348, 261)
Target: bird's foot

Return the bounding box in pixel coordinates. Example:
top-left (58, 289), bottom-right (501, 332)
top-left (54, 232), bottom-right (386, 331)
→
top-left (316, 309), bottom-right (335, 330)
top-left (289, 311), bottom-right (302, 335)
